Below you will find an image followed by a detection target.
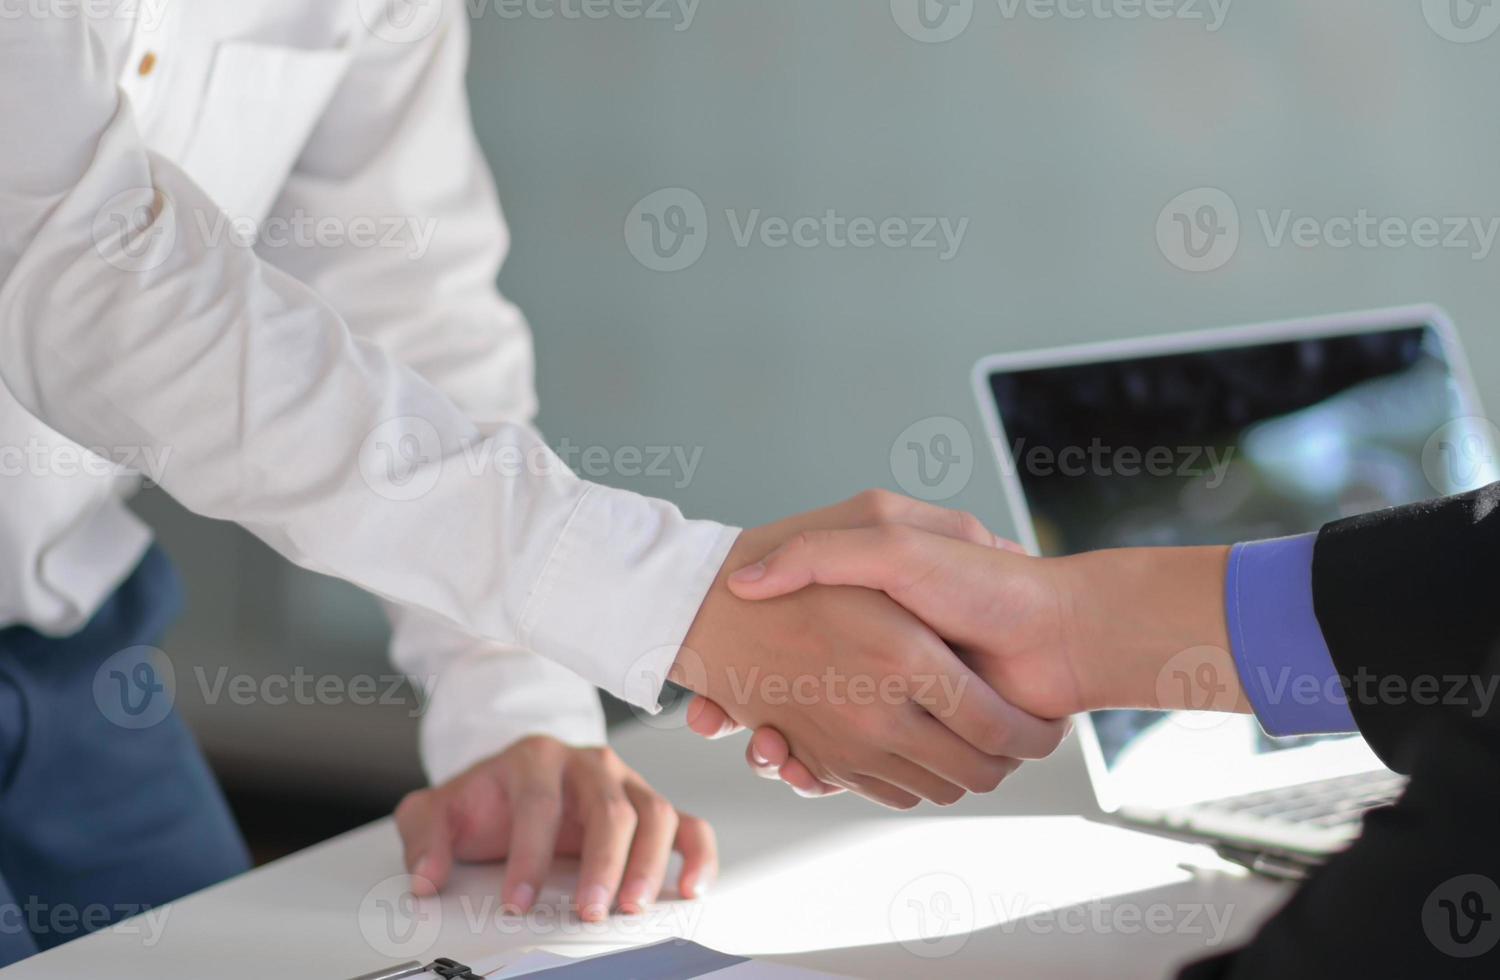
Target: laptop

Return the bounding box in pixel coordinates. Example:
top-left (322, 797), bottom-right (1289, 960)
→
top-left (972, 304), bottom-right (1499, 875)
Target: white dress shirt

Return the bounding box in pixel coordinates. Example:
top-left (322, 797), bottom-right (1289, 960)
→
top-left (0, 0), bottom-right (739, 783)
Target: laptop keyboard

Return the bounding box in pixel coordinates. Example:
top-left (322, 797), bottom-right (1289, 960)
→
top-left (1197, 771), bottom-right (1409, 829)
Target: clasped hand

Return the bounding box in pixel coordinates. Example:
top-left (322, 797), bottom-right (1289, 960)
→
top-left (686, 496), bottom-right (1241, 800)
top-left (672, 491), bottom-right (1074, 810)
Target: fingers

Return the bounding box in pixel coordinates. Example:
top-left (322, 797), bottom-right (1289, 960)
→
top-left (744, 727), bottom-right (843, 796)
top-left (394, 788), bottom-right (455, 896)
top-left (925, 667), bottom-right (1071, 760)
top-left (500, 769), bottom-right (566, 913)
top-left (617, 781), bottom-right (680, 914)
top-left (729, 525), bottom-right (936, 601)
top-left (864, 754), bottom-right (969, 808)
top-left (770, 743), bottom-right (914, 807)
top-left (961, 692), bottom-right (1071, 760)
top-left (572, 760), bottom-right (638, 922)
top-left (841, 773), bottom-right (922, 810)
top-left (674, 814), bottom-right (718, 900)
top-left (686, 696), bottom-right (741, 739)
top-left (899, 715), bottom-right (1024, 793)
top-left (903, 625), bottom-right (1068, 760)
top-left (746, 727), bottom-right (791, 776)
top-left (840, 489), bottom-right (1001, 548)
top-left (776, 757), bottom-right (845, 797)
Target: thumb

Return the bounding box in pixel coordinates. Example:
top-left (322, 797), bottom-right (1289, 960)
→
top-left (394, 788), bottom-right (455, 895)
top-left (727, 526), bottom-right (919, 601)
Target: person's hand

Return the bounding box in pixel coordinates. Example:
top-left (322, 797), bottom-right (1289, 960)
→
top-left (682, 493), bottom-right (1028, 799)
top-left (671, 492), bottom-right (1069, 810)
top-left (685, 699), bottom-right (846, 798)
top-left (394, 736), bottom-right (715, 921)
top-left (723, 526), bottom-right (1245, 719)
top-left (712, 531), bottom-right (1249, 794)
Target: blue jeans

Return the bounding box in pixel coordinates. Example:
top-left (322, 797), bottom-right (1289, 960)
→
top-left (0, 546), bottom-right (249, 965)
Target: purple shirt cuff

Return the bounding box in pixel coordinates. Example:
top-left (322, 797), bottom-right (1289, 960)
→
top-left (1224, 533), bottom-right (1357, 737)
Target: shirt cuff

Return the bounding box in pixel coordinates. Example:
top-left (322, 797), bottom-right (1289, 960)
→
top-left (386, 603), bottom-right (611, 784)
top-left (1225, 533), bottom-right (1357, 737)
top-left (519, 483), bottom-right (741, 713)
top-left (417, 646), bottom-right (609, 786)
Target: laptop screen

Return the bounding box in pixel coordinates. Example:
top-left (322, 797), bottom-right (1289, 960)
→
top-left (981, 319), bottom-right (1497, 803)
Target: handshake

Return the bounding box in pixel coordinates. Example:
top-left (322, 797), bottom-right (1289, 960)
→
top-left (396, 489), bottom-right (1253, 918)
top-left (671, 491), bottom-right (1245, 808)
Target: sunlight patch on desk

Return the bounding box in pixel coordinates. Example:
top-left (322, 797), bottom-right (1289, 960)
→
top-left (683, 817), bottom-right (1211, 957)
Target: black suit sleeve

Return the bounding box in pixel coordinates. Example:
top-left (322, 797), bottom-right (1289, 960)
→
top-left (1311, 481), bottom-right (1500, 772)
top-left (1179, 483), bottom-right (1500, 979)
top-left (1179, 703), bottom-right (1500, 979)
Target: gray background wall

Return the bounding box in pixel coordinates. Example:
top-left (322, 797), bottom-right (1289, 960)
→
top-left (470, 0), bottom-right (1500, 532)
top-left (141, 0), bottom-right (1500, 808)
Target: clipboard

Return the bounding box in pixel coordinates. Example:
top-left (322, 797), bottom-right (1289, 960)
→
top-left (346, 940), bottom-right (840, 979)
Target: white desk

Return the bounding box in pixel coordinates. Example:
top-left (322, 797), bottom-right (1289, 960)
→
top-left (0, 721), bottom-right (1293, 979)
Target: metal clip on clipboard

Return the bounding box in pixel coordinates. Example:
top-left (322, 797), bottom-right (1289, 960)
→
top-left (350, 956), bottom-right (484, 980)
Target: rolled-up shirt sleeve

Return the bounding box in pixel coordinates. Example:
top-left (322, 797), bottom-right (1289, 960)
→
top-left (0, 4), bottom-right (735, 714)
top-left (1225, 533), bottom-right (1358, 737)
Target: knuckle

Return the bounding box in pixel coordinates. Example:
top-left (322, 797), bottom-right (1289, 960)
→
top-left (952, 509), bottom-right (992, 546)
top-left (596, 793), bottom-right (638, 827)
top-left (642, 792), bottom-right (678, 826)
top-left (394, 789), bottom-right (430, 823)
top-left (581, 746), bottom-right (621, 768)
top-left (681, 814), bottom-right (717, 848)
top-left (785, 529), bottom-right (816, 558)
top-left (513, 733), bottom-right (562, 755)
top-left (856, 488), bottom-right (902, 523)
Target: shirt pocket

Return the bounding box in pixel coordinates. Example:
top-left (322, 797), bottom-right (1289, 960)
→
top-left (180, 40), bottom-right (353, 225)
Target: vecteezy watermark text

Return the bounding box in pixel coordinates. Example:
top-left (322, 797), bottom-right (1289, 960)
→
top-left (93, 646), bottom-right (437, 730)
top-left (889, 871), bottom-right (1235, 958)
top-left (1157, 187), bottom-right (1500, 273)
top-left (358, 873), bottom-right (704, 959)
top-left (91, 189), bottom-right (441, 274)
top-left (359, 418), bottom-right (707, 503)
top-left (194, 209), bottom-right (439, 261)
top-left (0, 897), bottom-right (170, 947)
top-left (0, 0), bottom-right (172, 31)
top-left (890, 0), bottom-right (1232, 45)
top-left (195, 666), bottom-right (433, 718)
top-left (625, 188), bottom-right (969, 272)
top-left (0, 438), bottom-right (173, 486)
top-left (1254, 665), bottom-right (1500, 719)
top-left (1000, 437), bottom-right (1236, 487)
top-left (628, 651), bottom-right (975, 731)
top-left (356, 0), bottom-right (700, 45)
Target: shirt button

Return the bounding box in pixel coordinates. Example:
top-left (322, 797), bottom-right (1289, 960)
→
top-left (138, 52), bottom-right (158, 77)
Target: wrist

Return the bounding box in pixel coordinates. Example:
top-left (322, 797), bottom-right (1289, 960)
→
top-left (671, 556), bottom-right (738, 701)
top-left (1061, 545), bottom-right (1244, 712)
